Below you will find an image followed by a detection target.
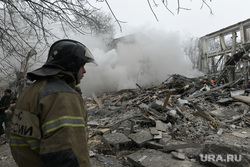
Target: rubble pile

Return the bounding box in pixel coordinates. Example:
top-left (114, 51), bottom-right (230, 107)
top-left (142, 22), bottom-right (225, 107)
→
top-left (86, 74), bottom-right (250, 167)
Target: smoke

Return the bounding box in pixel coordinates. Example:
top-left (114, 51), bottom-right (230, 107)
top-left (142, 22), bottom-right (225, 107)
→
top-left (79, 28), bottom-right (203, 97)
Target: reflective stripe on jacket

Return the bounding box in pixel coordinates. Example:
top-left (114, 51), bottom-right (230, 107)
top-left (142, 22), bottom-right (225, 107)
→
top-left (10, 72), bottom-right (91, 167)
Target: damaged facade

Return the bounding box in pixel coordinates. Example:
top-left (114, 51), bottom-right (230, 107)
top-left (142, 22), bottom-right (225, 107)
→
top-left (198, 18), bottom-right (250, 87)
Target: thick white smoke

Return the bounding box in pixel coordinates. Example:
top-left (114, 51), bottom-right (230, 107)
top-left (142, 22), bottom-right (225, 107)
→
top-left (79, 28), bottom-right (203, 97)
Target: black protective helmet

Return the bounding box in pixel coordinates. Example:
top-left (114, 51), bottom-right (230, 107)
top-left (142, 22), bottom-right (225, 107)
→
top-left (44, 39), bottom-right (96, 73)
top-left (4, 89), bottom-right (12, 94)
top-left (27, 39), bottom-right (96, 81)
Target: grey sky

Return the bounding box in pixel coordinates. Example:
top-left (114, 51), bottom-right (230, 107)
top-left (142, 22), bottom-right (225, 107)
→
top-left (93, 0), bottom-right (250, 37)
top-left (52, 1), bottom-right (250, 96)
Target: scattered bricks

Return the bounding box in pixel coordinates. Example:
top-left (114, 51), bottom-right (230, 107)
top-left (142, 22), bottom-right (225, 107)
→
top-left (128, 130), bottom-right (153, 147)
top-left (103, 133), bottom-right (132, 151)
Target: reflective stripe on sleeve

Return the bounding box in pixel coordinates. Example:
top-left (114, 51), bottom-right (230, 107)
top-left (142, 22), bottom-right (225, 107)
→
top-left (42, 116), bottom-right (85, 135)
top-left (10, 135), bottom-right (40, 150)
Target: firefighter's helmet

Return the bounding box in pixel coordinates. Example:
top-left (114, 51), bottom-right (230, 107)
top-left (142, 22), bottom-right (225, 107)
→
top-left (27, 39), bottom-right (97, 81)
top-left (44, 39), bottom-right (97, 73)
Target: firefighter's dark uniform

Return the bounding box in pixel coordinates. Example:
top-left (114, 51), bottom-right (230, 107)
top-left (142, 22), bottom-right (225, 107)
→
top-left (10, 71), bottom-right (90, 167)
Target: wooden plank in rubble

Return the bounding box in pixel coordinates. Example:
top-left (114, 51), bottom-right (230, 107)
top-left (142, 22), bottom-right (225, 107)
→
top-left (232, 95), bottom-right (250, 105)
top-left (187, 81), bottom-right (233, 99)
top-left (92, 92), bottom-right (104, 109)
top-left (113, 94), bottom-right (125, 105)
top-left (195, 105), bottom-right (214, 121)
top-left (162, 91), bottom-right (172, 110)
top-left (136, 83), bottom-right (145, 91)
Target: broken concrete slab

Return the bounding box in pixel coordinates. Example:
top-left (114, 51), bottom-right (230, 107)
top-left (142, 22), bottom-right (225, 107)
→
top-left (216, 98), bottom-right (234, 105)
top-left (128, 130), bottom-right (153, 147)
top-left (153, 131), bottom-right (162, 139)
top-left (103, 133), bottom-right (132, 151)
top-left (127, 149), bottom-right (204, 167)
top-left (159, 134), bottom-right (172, 145)
top-left (155, 120), bottom-right (168, 132)
top-left (199, 144), bottom-right (250, 167)
top-left (163, 143), bottom-right (202, 152)
top-left (149, 127), bottom-right (160, 135)
top-left (230, 90), bottom-right (245, 97)
top-left (146, 141), bottom-right (164, 150)
top-left (149, 99), bottom-right (164, 111)
top-left (210, 108), bottom-right (242, 120)
top-left (171, 151), bottom-right (186, 160)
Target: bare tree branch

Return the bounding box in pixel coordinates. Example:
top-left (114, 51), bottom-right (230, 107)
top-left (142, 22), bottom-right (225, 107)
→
top-left (147, 0), bottom-right (159, 22)
top-left (0, 0), bottom-right (115, 93)
top-left (201, 0), bottom-right (213, 15)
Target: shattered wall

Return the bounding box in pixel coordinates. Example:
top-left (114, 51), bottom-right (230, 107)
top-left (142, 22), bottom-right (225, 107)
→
top-left (198, 18), bottom-right (250, 86)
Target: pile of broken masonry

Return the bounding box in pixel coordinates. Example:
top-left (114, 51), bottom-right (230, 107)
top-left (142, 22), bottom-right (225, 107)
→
top-left (86, 74), bottom-right (250, 167)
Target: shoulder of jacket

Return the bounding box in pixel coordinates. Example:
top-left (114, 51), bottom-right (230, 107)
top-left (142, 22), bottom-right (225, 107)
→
top-left (39, 77), bottom-right (78, 99)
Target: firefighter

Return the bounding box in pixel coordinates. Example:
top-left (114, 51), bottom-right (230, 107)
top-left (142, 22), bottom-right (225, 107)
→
top-left (203, 75), bottom-right (210, 86)
top-left (0, 89), bottom-right (16, 137)
top-left (247, 79), bottom-right (250, 89)
top-left (210, 76), bottom-right (216, 86)
top-left (220, 74), bottom-right (229, 85)
top-left (10, 39), bottom-right (97, 167)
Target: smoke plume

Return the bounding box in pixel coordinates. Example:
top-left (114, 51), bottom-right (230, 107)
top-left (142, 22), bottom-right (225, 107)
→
top-left (79, 28), bottom-right (203, 97)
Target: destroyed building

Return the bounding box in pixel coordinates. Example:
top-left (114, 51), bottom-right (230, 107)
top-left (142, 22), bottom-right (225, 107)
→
top-left (82, 19), bottom-right (250, 167)
top-left (198, 18), bottom-right (250, 87)
top-left (1, 21), bottom-right (250, 167)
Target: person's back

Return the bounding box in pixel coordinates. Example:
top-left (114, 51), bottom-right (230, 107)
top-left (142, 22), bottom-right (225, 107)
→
top-left (247, 79), bottom-right (250, 89)
top-left (10, 39), bottom-right (97, 167)
top-left (210, 77), bottom-right (216, 86)
top-left (0, 89), bottom-right (15, 136)
top-left (11, 73), bottom-right (90, 166)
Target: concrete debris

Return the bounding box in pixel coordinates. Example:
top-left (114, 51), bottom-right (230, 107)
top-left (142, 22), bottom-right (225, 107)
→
top-left (86, 74), bottom-right (250, 166)
top-left (171, 151), bottom-right (186, 160)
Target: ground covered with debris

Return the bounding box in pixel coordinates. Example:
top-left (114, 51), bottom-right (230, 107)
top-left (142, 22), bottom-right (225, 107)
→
top-left (1, 74), bottom-right (250, 167)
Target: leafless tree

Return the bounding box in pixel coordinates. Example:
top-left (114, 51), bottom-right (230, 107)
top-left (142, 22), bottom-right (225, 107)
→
top-left (0, 0), bottom-right (212, 94)
top-left (99, 0), bottom-right (213, 30)
top-left (182, 37), bottom-right (200, 69)
top-left (0, 0), bottom-right (115, 94)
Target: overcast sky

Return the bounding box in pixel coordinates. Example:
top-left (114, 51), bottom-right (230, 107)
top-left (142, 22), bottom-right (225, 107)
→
top-left (93, 0), bottom-right (250, 38)
top-left (77, 1), bottom-right (250, 96)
